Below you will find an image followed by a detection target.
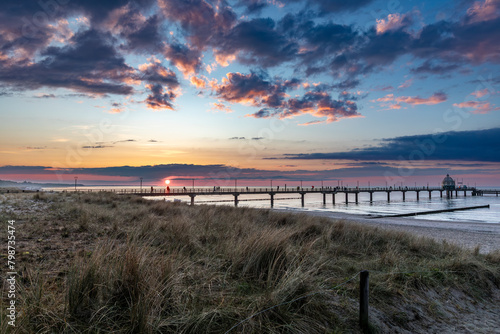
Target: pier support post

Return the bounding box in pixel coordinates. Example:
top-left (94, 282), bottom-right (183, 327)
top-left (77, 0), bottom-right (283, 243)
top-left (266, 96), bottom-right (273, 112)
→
top-left (416, 191), bottom-right (420, 201)
top-left (323, 193), bottom-right (326, 205)
top-left (270, 193), bottom-right (274, 207)
top-left (332, 193), bottom-right (336, 205)
top-left (345, 192), bottom-right (349, 204)
top-left (234, 194), bottom-right (239, 207)
top-left (369, 192), bottom-right (373, 203)
top-left (428, 191), bottom-right (431, 199)
top-left (455, 190), bottom-right (458, 197)
top-left (300, 192), bottom-right (305, 207)
top-left (440, 191), bottom-right (443, 198)
top-left (402, 191), bottom-right (406, 201)
top-left (464, 191), bottom-right (466, 197)
top-left (189, 194), bottom-right (196, 206)
top-left (387, 191), bottom-right (390, 202)
top-left (355, 192), bottom-right (359, 204)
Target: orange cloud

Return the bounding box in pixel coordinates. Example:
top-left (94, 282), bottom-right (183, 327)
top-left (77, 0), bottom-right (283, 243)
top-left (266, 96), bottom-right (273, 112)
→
top-left (190, 76), bottom-right (206, 88)
top-left (211, 102), bottom-right (233, 113)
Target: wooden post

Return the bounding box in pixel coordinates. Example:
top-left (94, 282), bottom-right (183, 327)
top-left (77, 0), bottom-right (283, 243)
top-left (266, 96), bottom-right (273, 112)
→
top-left (355, 192), bottom-right (358, 204)
top-left (270, 193), bottom-right (274, 207)
top-left (332, 193), bottom-right (336, 205)
top-left (234, 194), bottom-right (239, 207)
top-left (323, 192), bottom-right (326, 205)
top-left (402, 191), bottom-right (405, 201)
top-left (369, 192), bottom-right (373, 203)
top-left (360, 270), bottom-right (369, 331)
top-left (345, 192), bottom-right (348, 204)
top-left (190, 194), bottom-right (195, 206)
top-left (301, 193), bottom-right (305, 207)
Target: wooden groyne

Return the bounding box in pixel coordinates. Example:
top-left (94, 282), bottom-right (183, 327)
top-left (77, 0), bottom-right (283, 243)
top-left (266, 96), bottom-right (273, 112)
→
top-left (371, 204), bottom-right (490, 218)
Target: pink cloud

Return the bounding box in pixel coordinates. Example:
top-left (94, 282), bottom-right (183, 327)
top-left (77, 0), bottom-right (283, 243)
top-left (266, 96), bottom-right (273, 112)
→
top-left (376, 13), bottom-right (409, 34)
top-left (470, 88), bottom-right (492, 98)
top-left (453, 101), bottom-right (500, 114)
top-left (466, 0), bottom-right (500, 24)
top-left (398, 78), bottom-right (413, 89)
top-left (395, 92), bottom-right (447, 105)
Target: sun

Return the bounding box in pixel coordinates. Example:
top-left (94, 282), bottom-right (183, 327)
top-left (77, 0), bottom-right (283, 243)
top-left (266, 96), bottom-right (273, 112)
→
top-left (165, 179), bottom-right (170, 185)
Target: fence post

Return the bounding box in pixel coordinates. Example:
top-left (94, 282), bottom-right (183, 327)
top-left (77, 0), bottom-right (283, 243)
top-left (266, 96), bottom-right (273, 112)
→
top-left (360, 270), bottom-right (369, 332)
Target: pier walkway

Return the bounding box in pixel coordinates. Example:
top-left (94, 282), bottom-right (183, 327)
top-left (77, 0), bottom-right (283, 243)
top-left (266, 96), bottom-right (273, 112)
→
top-left (73, 186), bottom-right (487, 207)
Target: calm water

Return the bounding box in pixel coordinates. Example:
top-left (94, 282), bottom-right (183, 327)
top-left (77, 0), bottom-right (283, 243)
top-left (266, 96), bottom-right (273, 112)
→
top-left (46, 186), bottom-right (500, 224)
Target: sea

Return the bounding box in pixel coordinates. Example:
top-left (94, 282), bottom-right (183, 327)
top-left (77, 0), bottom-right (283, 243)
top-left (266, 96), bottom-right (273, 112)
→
top-left (45, 186), bottom-right (500, 224)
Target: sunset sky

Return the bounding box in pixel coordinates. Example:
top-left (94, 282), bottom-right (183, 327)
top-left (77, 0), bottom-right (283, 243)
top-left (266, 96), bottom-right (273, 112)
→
top-left (1, 0), bottom-right (500, 187)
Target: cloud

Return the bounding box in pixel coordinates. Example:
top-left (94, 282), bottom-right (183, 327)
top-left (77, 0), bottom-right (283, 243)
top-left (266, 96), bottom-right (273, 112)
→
top-left (465, 0), bottom-right (500, 24)
top-left (0, 29), bottom-right (135, 95)
top-left (376, 13), bottom-right (413, 34)
top-left (81, 145), bottom-right (114, 149)
top-left (304, 0), bottom-right (375, 13)
top-left (276, 128), bottom-right (500, 162)
top-left (139, 57), bottom-right (180, 110)
top-left (35, 93), bottom-right (56, 98)
top-left (158, 0), bottom-right (236, 48)
top-left (410, 60), bottom-right (460, 74)
top-left (213, 18), bottom-right (299, 67)
top-left (397, 79), bottom-right (413, 89)
top-left (212, 102), bottom-right (232, 113)
top-left (375, 92), bottom-right (447, 108)
top-left (213, 71), bottom-right (359, 123)
top-left (396, 92), bottom-right (447, 105)
top-left (163, 42), bottom-right (203, 77)
top-left (470, 88), bottom-right (493, 98)
top-left (453, 101), bottom-right (500, 114)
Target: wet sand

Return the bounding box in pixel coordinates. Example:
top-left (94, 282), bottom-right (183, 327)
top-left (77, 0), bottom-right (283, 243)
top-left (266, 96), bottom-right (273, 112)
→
top-left (274, 209), bottom-right (500, 254)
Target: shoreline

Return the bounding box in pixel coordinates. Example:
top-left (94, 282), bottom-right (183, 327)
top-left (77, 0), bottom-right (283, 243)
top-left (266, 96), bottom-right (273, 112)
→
top-left (273, 208), bottom-right (500, 254)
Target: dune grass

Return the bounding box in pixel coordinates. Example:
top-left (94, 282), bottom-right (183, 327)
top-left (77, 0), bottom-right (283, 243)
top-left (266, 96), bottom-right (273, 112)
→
top-left (0, 191), bottom-right (499, 333)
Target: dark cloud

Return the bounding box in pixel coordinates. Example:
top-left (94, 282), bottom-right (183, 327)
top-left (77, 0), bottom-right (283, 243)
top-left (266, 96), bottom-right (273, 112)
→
top-left (411, 60), bottom-right (461, 74)
top-left (163, 43), bottom-right (203, 76)
top-left (118, 13), bottom-right (164, 53)
top-left (236, 0), bottom-right (267, 14)
top-left (3, 162), bottom-right (495, 183)
top-left (145, 83), bottom-right (176, 110)
top-left (158, 0), bottom-right (236, 47)
top-left (139, 59), bottom-right (180, 109)
top-left (35, 94), bottom-right (56, 99)
top-left (81, 145), bottom-right (114, 149)
top-left (229, 137), bottom-right (246, 140)
top-left (278, 128), bottom-right (500, 162)
top-left (306, 0), bottom-right (375, 13)
top-left (0, 29), bottom-right (134, 95)
top-left (214, 18), bottom-right (299, 67)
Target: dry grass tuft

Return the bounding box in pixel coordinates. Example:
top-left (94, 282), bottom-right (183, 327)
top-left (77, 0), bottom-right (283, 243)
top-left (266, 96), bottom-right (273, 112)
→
top-left (1, 191), bottom-right (499, 333)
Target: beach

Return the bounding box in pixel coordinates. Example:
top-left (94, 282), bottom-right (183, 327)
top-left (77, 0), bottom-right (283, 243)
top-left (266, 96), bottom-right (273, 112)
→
top-left (275, 209), bottom-right (500, 254)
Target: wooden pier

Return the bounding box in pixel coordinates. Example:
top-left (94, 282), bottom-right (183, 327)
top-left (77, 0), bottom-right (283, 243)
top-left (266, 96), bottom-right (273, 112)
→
top-left (70, 186), bottom-right (487, 207)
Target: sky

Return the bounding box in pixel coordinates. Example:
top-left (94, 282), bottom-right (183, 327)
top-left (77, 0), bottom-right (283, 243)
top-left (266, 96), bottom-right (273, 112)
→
top-left (1, 0), bottom-right (500, 187)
